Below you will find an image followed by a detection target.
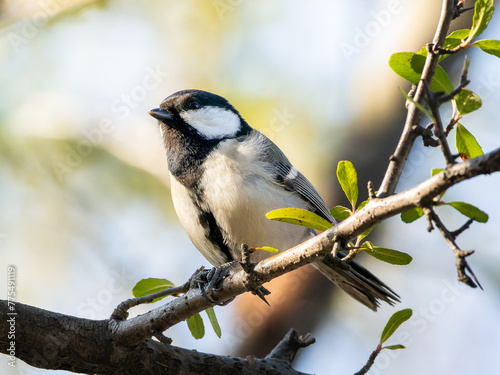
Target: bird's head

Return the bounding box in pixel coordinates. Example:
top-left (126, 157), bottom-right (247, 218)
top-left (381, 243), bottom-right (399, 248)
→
top-left (149, 89), bottom-right (251, 141)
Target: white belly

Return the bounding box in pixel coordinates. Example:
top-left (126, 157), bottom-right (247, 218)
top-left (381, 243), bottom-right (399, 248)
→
top-left (169, 137), bottom-right (313, 266)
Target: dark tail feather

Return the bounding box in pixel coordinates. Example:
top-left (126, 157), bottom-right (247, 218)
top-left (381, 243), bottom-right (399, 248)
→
top-left (312, 253), bottom-right (400, 311)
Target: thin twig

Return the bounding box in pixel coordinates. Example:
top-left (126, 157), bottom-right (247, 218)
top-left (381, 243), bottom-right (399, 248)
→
top-left (423, 207), bottom-right (482, 289)
top-left (109, 269), bottom-right (199, 321)
top-left (451, 218), bottom-right (474, 238)
top-left (422, 80), bottom-right (456, 166)
top-left (367, 181), bottom-right (376, 199)
top-left (354, 347), bottom-right (381, 375)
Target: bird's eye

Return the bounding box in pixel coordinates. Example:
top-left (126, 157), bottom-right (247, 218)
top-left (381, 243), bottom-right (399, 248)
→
top-left (187, 100), bottom-right (201, 110)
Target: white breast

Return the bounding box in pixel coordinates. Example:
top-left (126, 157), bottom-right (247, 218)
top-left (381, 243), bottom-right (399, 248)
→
top-left (195, 132), bottom-right (312, 264)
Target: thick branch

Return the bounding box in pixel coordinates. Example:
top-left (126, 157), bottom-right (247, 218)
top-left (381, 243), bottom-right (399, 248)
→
top-left (0, 301), bottom-right (310, 375)
top-left (378, 0), bottom-right (457, 197)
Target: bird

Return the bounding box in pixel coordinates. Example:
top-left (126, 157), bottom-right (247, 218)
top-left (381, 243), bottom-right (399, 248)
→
top-left (149, 89), bottom-right (399, 310)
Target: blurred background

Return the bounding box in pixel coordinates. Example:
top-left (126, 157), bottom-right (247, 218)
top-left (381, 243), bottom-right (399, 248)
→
top-left (1, 0), bottom-right (499, 374)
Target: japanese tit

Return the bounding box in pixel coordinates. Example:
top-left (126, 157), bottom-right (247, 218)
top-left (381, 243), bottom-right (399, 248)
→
top-left (149, 89), bottom-right (398, 310)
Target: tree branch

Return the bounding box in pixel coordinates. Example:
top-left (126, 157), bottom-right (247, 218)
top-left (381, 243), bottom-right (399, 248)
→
top-left (423, 207), bottom-right (482, 289)
top-left (0, 301), bottom-right (311, 375)
top-left (378, 0), bottom-right (458, 197)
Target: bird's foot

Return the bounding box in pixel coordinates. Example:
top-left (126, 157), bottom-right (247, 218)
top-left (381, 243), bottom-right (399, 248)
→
top-left (193, 264), bottom-right (235, 306)
top-left (240, 244), bottom-right (271, 306)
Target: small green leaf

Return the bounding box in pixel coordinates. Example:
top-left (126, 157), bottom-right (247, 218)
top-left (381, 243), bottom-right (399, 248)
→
top-left (454, 89), bottom-right (482, 115)
top-left (205, 307), bottom-right (221, 338)
top-left (448, 201), bottom-right (489, 223)
top-left (444, 29), bottom-right (471, 49)
top-left (400, 207), bottom-right (424, 223)
top-left (382, 344), bottom-right (406, 350)
top-left (255, 246), bottom-right (279, 253)
top-left (330, 205), bottom-right (352, 221)
top-left (266, 208), bottom-right (333, 231)
top-left (362, 242), bottom-right (413, 265)
top-left (380, 308), bottom-right (413, 344)
top-left (389, 53), bottom-right (454, 93)
top-left (473, 39), bottom-right (500, 58)
top-left (186, 313), bottom-right (205, 340)
top-left (337, 160), bottom-right (358, 209)
top-left (132, 278), bottom-right (175, 302)
top-left (456, 123), bottom-right (484, 159)
top-left (468, 0), bottom-right (494, 42)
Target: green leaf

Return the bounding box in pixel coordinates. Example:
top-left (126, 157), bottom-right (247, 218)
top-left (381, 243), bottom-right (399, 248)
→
top-left (330, 205), bottom-right (352, 221)
top-left (454, 89), bottom-right (482, 115)
top-left (400, 207), bottom-right (424, 223)
top-left (444, 29), bottom-right (471, 49)
top-left (468, 0), bottom-right (494, 42)
top-left (473, 39), bottom-right (500, 58)
top-left (389, 52), bottom-right (454, 93)
top-left (266, 208), bottom-right (333, 231)
top-left (380, 308), bottom-right (413, 344)
top-left (455, 123), bottom-right (484, 159)
top-left (362, 242), bottom-right (413, 265)
top-left (186, 313), bottom-right (205, 340)
top-left (448, 201), bottom-right (489, 223)
top-left (205, 307), bottom-right (222, 338)
top-left (382, 344), bottom-right (406, 350)
top-left (337, 160), bottom-right (358, 208)
top-left (132, 278), bottom-right (175, 302)
top-left (431, 64), bottom-right (454, 93)
top-left (255, 246), bottom-right (279, 253)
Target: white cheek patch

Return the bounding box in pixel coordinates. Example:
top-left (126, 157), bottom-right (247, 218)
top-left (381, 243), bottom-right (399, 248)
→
top-left (180, 106), bottom-right (241, 139)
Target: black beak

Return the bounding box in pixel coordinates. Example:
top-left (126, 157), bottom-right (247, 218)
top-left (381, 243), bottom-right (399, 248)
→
top-left (149, 108), bottom-right (174, 122)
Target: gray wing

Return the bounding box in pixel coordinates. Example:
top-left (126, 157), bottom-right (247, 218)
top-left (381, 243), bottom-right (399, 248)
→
top-left (259, 133), bottom-right (336, 224)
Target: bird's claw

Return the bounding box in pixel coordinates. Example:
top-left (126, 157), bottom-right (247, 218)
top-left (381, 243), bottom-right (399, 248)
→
top-left (240, 244), bottom-right (272, 306)
top-left (194, 264), bottom-right (235, 306)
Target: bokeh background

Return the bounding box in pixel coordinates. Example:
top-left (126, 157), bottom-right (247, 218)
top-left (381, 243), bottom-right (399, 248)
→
top-left (1, 0), bottom-right (499, 374)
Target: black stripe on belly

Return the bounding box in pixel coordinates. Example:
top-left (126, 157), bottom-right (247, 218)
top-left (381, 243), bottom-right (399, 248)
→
top-left (198, 210), bottom-right (233, 264)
